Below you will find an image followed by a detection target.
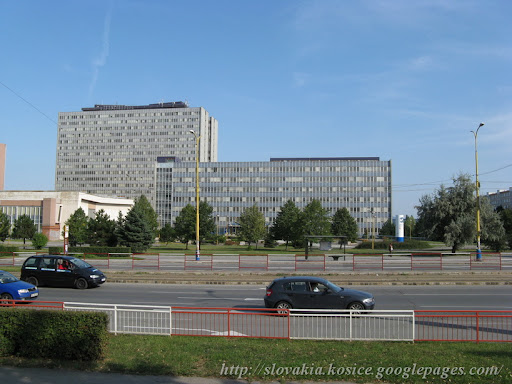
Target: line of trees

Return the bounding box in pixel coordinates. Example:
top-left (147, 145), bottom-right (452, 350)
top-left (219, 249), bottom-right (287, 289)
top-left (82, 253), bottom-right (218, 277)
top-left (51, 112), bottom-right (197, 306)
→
top-left (0, 211), bottom-right (48, 249)
top-left (65, 195), bottom-right (158, 253)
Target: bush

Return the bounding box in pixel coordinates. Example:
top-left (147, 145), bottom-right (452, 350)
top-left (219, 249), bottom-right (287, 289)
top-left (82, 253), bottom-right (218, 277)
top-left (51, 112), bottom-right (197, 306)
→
top-left (0, 309), bottom-right (109, 360)
top-left (48, 246), bottom-right (132, 256)
top-left (0, 245), bottom-right (19, 254)
top-left (31, 233), bottom-right (48, 249)
top-left (355, 240), bottom-right (431, 250)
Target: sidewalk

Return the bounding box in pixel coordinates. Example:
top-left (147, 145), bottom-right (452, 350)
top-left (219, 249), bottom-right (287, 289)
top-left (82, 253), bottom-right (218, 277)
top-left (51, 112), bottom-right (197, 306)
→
top-left (0, 366), bottom-right (356, 384)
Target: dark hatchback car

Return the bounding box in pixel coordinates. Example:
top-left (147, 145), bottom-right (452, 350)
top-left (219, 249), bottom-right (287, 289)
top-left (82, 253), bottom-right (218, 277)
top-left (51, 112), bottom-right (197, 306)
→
top-left (21, 255), bottom-right (106, 289)
top-left (264, 276), bottom-right (375, 311)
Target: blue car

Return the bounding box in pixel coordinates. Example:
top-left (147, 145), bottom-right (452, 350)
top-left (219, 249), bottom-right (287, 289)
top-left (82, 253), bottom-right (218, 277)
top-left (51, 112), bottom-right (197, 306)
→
top-left (0, 270), bottom-right (39, 303)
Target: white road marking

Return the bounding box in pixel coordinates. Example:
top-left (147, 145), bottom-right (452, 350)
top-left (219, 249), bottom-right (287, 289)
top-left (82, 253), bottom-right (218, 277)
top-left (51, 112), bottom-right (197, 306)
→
top-left (420, 306), bottom-right (512, 308)
top-left (402, 294), bottom-right (511, 296)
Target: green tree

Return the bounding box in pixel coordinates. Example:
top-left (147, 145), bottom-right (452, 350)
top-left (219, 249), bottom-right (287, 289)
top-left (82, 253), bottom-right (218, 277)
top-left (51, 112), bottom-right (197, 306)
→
top-left (0, 212), bottom-right (10, 242)
top-left (239, 205), bottom-right (266, 249)
top-left (117, 207), bottom-right (153, 253)
top-left (31, 232), bottom-right (48, 249)
top-left (497, 207), bottom-right (512, 249)
top-left (198, 201), bottom-right (216, 244)
top-left (480, 199), bottom-right (506, 251)
top-left (12, 215), bottom-right (37, 246)
top-left (88, 209), bottom-right (118, 247)
top-left (404, 215), bottom-right (416, 239)
top-left (174, 204), bottom-right (196, 249)
top-left (331, 207), bottom-right (358, 243)
top-left (159, 223), bottom-right (176, 244)
top-left (65, 208), bottom-right (89, 247)
top-left (299, 199), bottom-right (331, 246)
top-left (133, 195), bottom-right (159, 238)
top-left (379, 219), bottom-right (395, 236)
top-left (416, 173), bottom-right (505, 252)
top-left (269, 200), bottom-right (301, 250)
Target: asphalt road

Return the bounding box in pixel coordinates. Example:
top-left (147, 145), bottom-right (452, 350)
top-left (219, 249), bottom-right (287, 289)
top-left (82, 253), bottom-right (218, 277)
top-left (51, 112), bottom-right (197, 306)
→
top-left (35, 283), bottom-right (512, 310)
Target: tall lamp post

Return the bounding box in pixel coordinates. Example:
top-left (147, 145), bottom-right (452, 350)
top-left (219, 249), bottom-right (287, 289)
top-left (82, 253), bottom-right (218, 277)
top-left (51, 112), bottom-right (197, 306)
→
top-left (471, 123), bottom-right (484, 261)
top-left (370, 208), bottom-right (375, 250)
top-left (189, 130), bottom-right (201, 261)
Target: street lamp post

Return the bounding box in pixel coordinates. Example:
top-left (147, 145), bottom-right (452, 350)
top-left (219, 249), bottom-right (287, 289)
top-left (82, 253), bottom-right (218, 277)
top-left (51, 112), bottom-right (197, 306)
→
top-left (471, 123), bottom-right (484, 261)
top-left (189, 130), bottom-right (201, 261)
top-left (370, 208), bottom-right (375, 250)
top-left (216, 214), bottom-right (220, 245)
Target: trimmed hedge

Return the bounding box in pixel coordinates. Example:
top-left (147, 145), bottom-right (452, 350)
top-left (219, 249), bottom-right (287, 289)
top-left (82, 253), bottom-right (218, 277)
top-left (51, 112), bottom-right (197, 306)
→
top-left (49, 246), bottom-right (132, 256)
top-left (0, 245), bottom-right (20, 254)
top-left (355, 240), bottom-right (431, 250)
top-left (0, 308), bottom-right (109, 360)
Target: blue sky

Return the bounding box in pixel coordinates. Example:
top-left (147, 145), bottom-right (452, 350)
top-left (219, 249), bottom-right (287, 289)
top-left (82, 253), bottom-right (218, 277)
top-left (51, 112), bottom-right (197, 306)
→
top-left (1, 0), bottom-right (511, 217)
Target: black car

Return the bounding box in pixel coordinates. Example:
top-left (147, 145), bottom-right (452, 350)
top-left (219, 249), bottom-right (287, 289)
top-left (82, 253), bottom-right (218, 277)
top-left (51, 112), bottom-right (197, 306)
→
top-left (264, 276), bottom-right (375, 311)
top-left (21, 255), bottom-right (106, 289)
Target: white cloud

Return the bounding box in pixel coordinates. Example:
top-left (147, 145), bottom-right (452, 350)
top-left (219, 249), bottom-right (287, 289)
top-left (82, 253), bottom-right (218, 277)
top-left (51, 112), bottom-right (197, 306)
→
top-left (89, 9), bottom-right (112, 98)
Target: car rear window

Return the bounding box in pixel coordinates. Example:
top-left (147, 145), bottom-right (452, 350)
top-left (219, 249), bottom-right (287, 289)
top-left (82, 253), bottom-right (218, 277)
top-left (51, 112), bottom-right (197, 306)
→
top-left (283, 281), bottom-right (307, 292)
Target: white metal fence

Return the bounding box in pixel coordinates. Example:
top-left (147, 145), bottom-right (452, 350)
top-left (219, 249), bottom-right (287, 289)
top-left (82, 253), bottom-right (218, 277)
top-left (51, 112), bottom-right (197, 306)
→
top-left (64, 302), bottom-right (172, 335)
top-left (290, 309), bottom-right (414, 341)
top-left (62, 303), bottom-right (414, 341)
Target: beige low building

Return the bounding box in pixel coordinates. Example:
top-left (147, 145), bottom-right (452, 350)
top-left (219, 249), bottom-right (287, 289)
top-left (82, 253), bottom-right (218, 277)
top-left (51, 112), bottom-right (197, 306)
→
top-left (0, 191), bottom-right (133, 241)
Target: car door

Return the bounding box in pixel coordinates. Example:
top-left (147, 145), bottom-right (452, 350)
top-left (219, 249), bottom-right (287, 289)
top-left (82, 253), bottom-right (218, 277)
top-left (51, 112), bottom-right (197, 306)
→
top-left (308, 282), bottom-right (343, 309)
top-left (38, 257), bottom-right (58, 286)
top-left (55, 258), bottom-right (75, 287)
top-left (283, 281), bottom-right (314, 308)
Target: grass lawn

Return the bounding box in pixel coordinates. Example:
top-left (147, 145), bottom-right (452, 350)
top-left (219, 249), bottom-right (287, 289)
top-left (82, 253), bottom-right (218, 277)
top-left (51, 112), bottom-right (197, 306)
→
top-left (1, 336), bottom-right (510, 383)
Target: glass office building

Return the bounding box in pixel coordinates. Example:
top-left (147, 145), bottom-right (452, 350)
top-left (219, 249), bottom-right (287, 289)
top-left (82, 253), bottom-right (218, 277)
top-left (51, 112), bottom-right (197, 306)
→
top-left (55, 102), bottom-right (218, 205)
top-left (156, 157), bottom-right (391, 236)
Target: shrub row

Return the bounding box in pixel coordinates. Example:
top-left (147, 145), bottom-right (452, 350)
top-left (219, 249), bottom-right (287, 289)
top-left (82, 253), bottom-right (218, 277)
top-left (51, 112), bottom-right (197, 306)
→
top-left (355, 240), bottom-right (431, 250)
top-left (0, 245), bottom-right (20, 254)
top-left (0, 308), bottom-right (109, 361)
top-left (49, 246), bottom-right (132, 256)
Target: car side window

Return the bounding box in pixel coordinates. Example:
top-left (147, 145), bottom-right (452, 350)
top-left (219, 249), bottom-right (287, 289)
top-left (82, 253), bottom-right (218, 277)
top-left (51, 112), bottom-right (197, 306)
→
top-left (41, 258), bottom-right (56, 270)
top-left (310, 282), bottom-right (328, 293)
top-left (290, 282), bottom-right (307, 292)
top-left (23, 257), bottom-right (39, 269)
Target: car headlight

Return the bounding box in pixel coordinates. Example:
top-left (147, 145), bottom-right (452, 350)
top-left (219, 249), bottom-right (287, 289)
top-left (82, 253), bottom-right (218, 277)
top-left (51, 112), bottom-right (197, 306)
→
top-left (90, 274), bottom-right (100, 279)
top-left (362, 298), bottom-right (374, 304)
top-left (18, 289), bottom-right (29, 294)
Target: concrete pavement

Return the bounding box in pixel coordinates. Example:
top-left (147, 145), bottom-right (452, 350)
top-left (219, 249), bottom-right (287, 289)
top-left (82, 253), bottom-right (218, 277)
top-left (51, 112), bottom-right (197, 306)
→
top-left (0, 366), bottom-right (356, 384)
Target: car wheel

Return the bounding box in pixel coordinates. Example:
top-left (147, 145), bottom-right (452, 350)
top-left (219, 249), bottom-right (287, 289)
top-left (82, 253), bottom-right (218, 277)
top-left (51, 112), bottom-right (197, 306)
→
top-left (0, 293), bottom-right (13, 305)
top-left (275, 301), bottom-right (292, 314)
top-left (75, 278), bottom-right (88, 290)
top-left (348, 302), bottom-right (365, 314)
top-left (26, 276), bottom-right (39, 287)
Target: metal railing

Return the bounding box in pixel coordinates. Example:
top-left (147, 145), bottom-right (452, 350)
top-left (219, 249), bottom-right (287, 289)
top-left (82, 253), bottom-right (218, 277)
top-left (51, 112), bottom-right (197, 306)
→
top-left (415, 310), bottom-right (512, 342)
top-left (64, 302), bottom-right (173, 335)
top-left (2, 251), bottom-right (511, 272)
top-left (289, 309), bottom-right (414, 341)
top-left (2, 302), bottom-right (511, 342)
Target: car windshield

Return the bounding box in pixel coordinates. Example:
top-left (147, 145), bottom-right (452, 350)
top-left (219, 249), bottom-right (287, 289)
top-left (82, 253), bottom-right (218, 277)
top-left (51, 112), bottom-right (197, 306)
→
top-left (0, 271), bottom-right (18, 284)
top-left (69, 257), bottom-right (92, 269)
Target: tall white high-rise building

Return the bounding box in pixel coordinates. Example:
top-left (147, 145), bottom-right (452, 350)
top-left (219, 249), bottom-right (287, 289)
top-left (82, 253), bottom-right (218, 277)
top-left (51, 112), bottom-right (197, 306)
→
top-left (55, 102), bottom-right (218, 204)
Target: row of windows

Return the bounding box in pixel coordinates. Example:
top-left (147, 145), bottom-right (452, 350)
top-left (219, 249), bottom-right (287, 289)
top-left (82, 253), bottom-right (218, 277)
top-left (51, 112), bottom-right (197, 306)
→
top-left (59, 110), bottom-right (199, 120)
top-left (58, 128), bottom-right (197, 136)
top-left (59, 118), bottom-right (199, 126)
